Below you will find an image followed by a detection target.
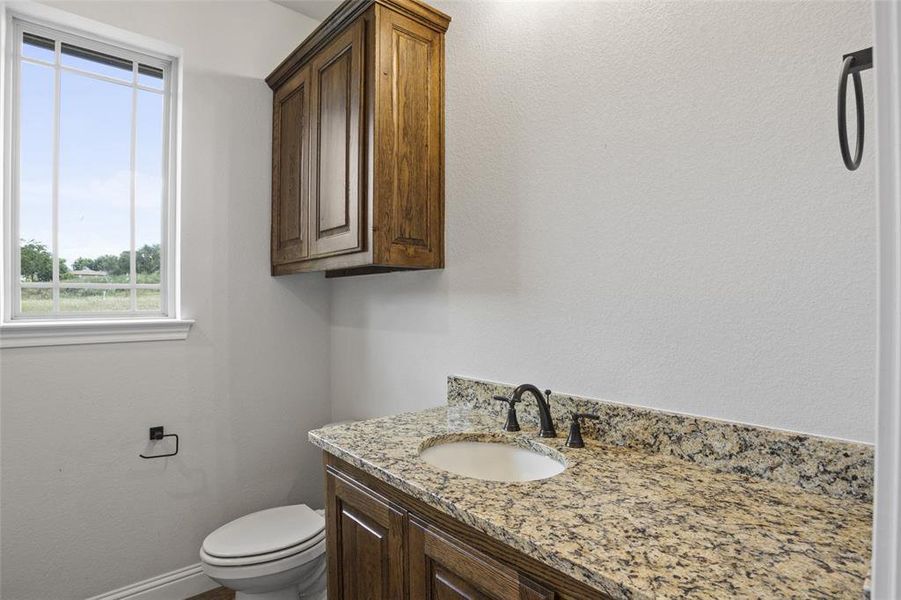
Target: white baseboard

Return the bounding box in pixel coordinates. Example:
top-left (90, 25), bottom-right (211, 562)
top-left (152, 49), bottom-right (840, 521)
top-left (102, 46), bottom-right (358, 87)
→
top-left (85, 563), bottom-right (217, 600)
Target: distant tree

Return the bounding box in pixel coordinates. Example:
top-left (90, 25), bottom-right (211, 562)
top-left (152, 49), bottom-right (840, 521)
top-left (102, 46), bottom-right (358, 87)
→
top-left (116, 251), bottom-right (130, 276)
top-left (72, 257), bottom-right (95, 271)
top-left (53, 245), bottom-right (160, 279)
top-left (20, 240), bottom-right (68, 281)
top-left (136, 244), bottom-right (160, 274)
top-left (93, 254), bottom-right (121, 274)
top-left (20, 240), bottom-right (52, 282)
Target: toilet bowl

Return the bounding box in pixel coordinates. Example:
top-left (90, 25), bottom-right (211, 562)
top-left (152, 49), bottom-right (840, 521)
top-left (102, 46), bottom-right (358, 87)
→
top-left (200, 504), bottom-right (327, 600)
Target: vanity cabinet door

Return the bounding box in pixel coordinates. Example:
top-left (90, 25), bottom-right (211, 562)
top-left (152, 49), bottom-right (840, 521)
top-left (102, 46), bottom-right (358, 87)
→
top-left (271, 65), bottom-right (311, 266)
top-left (325, 466), bottom-right (406, 600)
top-left (308, 17), bottom-right (365, 260)
top-left (409, 517), bottom-right (555, 600)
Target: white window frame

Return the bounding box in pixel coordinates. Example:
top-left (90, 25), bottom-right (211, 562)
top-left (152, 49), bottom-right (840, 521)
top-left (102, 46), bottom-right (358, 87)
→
top-left (0, 4), bottom-right (191, 348)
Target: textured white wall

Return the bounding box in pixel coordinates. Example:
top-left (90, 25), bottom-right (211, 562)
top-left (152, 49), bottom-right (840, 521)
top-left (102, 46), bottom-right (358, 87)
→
top-left (330, 0), bottom-right (877, 443)
top-left (0, 1), bottom-right (879, 597)
top-left (0, 3), bottom-right (328, 598)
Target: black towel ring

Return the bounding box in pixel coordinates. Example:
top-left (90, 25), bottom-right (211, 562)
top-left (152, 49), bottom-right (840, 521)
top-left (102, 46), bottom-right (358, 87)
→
top-left (838, 56), bottom-right (864, 170)
top-left (837, 47), bottom-right (873, 172)
top-left (139, 426), bottom-right (179, 459)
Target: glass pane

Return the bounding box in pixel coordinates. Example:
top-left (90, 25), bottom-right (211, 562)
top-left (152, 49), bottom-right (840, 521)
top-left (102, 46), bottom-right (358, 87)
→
top-left (66, 267), bottom-right (117, 283)
top-left (137, 288), bottom-right (161, 312)
top-left (137, 64), bottom-right (164, 90)
top-left (61, 42), bottom-right (132, 82)
top-left (58, 70), bottom-right (132, 286)
top-left (60, 288), bottom-right (130, 312)
top-left (135, 90), bottom-right (163, 285)
top-left (20, 288), bottom-right (52, 314)
top-left (22, 33), bottom-right (55, 63)
top-left (19, 61), bottom-right (54, 283)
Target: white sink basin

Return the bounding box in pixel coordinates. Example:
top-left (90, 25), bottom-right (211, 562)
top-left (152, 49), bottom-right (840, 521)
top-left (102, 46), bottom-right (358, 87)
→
top-left (418, 437), bottom-right (565, 482)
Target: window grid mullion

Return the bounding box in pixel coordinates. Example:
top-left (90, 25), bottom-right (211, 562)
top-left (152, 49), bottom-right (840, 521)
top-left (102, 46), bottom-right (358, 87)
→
top-left (50, 40), bottom-right (62, 314)
top-left (129, 62), bottom-right (138, 312)
top-left (19, 56), bottom-right (166, 96)
top-left (159, 63), bottom-right (173, 318)
top-left (11, 28), bottom-right (22, 318)
top-left (20, 283), bottom-right (161, 290)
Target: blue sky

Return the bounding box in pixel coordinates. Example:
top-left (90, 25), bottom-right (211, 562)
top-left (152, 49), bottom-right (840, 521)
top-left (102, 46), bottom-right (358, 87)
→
top-left (19, 42), bottom-right (165, 265)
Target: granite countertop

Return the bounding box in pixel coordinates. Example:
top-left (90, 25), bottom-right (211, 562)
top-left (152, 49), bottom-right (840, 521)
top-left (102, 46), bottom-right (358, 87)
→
top-left (309, 406), bottom-right (872, 600)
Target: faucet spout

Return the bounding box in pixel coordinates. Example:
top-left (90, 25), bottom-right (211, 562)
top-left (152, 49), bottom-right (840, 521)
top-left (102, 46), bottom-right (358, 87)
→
top-left (510, 384), bottom-right (556, 438)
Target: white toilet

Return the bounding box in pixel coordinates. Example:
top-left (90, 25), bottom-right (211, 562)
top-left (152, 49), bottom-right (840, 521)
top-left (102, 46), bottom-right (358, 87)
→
top-left (199, 504), bottom-right (327, 600)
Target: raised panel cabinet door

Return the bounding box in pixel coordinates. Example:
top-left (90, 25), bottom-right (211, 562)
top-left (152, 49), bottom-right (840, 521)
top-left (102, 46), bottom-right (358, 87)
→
top-left (271, 65), bottom-right (311, 265)
top-left (309, 18), bottom-right (365, 259)
top-left (409, 518), bottom-right (555, 600)
top-left (325, 466), bottom-right (406, 600)
top-left (374, 6), bottom-right (444, 268)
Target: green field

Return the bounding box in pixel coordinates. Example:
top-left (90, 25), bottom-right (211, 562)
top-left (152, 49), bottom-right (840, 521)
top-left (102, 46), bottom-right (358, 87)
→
top-left (19, 241), bottom-right (163, 314)
top-left (21, 288), bottom-right (161, 314)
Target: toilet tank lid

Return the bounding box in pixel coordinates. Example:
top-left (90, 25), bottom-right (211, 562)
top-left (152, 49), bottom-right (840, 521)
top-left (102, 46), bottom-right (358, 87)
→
top-left (202, 504), bottom-right (325, 558)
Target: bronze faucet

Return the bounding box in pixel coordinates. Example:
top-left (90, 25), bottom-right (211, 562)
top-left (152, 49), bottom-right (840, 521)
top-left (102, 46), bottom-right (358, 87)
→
top-left (494, 383), bottom-right (556, 438)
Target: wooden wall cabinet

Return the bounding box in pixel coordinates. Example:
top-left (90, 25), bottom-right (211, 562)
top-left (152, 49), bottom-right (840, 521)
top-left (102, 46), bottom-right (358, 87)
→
top-left (324, 454), bottom-right (613, 600)
top-left (267, 0), bottom-right (449, 277)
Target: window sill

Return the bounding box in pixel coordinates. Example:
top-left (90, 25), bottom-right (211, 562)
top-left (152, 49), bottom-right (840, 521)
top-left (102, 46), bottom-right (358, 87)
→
top-left (0, 318), bottom-right (194, 348)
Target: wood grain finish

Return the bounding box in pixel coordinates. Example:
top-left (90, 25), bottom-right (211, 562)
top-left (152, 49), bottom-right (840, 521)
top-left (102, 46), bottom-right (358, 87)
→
top-left (266, 0), bottom-right (450, 91)
top-left (374, 6), bottom-right (444, 268)
top-left (326, 464), bottom-right (406, 599)
top-left (269, 0), bottom-right (447, 276)
top-left (324, 453), bottom-right (610, 600)
top-left (309, 19), bottom-right (364, 258)
top-left (271, 66), bottom-right (310, 266)
top-left (410, 517), bottom-right (555, 600)
top-left (185, 588), bottom-right (233, 600)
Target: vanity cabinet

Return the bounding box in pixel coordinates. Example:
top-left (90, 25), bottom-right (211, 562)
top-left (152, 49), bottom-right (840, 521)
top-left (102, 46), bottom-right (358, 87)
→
top-left (325, 467), bottom-right (406, 599)
top-left (323, 454), bottom-right (610, 600)
top-left (267, 0), bottom-right (449, 277)
top-left (409, 517), bottom-right (555, 600)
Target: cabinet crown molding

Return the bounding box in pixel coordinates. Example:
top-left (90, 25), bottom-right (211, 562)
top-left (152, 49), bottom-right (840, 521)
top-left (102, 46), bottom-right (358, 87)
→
top-left (267, 0), bottom-right (450, 90)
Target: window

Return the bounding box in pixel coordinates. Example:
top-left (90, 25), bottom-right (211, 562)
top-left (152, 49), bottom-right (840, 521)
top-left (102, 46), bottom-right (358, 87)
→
top-left (1, 13), bottom-right (191, 347)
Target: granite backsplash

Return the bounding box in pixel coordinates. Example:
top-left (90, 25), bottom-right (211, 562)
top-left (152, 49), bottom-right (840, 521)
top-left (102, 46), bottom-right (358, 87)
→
top-left (447, 376), bottom-right (874, 501)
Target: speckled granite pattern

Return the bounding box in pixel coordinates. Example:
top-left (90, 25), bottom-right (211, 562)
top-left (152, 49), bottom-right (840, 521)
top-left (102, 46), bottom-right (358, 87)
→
top-left (448, 376), bottom-right (874, 502)
top-left (309, 407), bottom-right (872, 600)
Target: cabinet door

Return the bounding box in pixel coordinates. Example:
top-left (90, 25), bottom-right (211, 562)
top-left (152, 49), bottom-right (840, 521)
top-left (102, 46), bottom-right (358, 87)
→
top-left (325, 467), bottom-right (406, 600)
top-left (309, 18), bottom-right (365, 259)
top-left (374, 7), bottom-right (444, 268)
top-left (409, 518), bottom-right (555, 600)
top-left (271, 65), bottom-right (311, 265)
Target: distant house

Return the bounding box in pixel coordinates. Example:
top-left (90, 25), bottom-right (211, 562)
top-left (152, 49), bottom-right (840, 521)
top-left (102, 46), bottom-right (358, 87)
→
top-left (70, 268), bottom-right (108, 278)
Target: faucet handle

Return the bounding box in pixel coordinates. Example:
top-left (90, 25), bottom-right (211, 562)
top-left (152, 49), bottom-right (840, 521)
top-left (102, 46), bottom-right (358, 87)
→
top-left (566, 413), bottom-right (599, 448)
top-left (493, 394), bottom-right (519, 406)
top-left (493, 395), bottom-right (521, 432)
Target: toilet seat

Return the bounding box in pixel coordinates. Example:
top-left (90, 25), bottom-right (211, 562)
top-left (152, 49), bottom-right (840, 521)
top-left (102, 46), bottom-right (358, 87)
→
top-left (202, 504), bottom-right (324, 559)
top-left (200, 536), bottom-right (326, 583)
top-left (200, 530), bottom-right (325, 567)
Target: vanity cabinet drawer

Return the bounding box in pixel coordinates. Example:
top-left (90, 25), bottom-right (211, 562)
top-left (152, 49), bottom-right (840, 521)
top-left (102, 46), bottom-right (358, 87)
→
top-left (325, 466), bottom-right (406, 600)
top-left (409, 516), bottom-right (555, 600)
